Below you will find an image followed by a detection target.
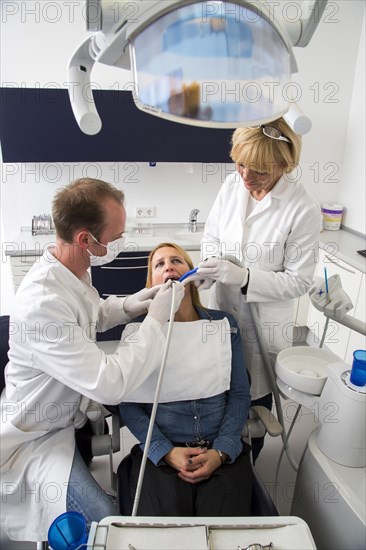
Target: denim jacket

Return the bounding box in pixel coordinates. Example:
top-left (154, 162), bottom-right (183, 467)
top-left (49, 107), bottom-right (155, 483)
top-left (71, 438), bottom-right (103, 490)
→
top-left (119, 308), bottom-right (250, 466)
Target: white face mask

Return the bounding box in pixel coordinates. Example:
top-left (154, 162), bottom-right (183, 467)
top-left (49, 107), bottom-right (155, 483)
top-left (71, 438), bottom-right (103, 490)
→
top-left (87, 233), bottom-right (125, 266)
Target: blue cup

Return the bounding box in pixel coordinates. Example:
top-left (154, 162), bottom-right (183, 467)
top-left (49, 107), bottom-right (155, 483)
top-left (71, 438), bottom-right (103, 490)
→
top-left (48, 512), bottom-right (88, 550)
top-left (350, 350), bottom-right (366, 387)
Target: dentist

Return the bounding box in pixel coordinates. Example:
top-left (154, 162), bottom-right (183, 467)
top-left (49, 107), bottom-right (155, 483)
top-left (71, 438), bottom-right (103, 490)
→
top-left (0, 178), bottom-right (184, 542)
top-left (198, 119), bottom-right (322, 461)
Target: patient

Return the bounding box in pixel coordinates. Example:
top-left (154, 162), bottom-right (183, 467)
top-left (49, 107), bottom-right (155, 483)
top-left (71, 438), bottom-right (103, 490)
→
top-left (119, 243), bottom-right (253, 516)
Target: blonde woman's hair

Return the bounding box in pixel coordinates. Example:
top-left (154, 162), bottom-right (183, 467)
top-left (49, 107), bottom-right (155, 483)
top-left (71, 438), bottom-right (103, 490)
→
top-left (230, 117), bottom-right (301, 175)
top-left (146, 243), bottom-right (204, 310)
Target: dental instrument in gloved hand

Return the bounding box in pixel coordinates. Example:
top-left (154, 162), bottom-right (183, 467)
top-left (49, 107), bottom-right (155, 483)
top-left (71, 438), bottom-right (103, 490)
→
top-left (123, 286), bottom-right (162, 317)
top-left (147, 279), bottom-right (184, 324)
top-left (197, 257), bottom-right (249, 287)
top-left (179, 267), bottom-right (199, 283)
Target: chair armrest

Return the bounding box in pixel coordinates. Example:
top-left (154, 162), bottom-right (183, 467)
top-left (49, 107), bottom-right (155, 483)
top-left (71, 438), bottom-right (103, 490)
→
top-left (86, 401), bottom-right (106, 435)
top-left (242, 406), bottom-right (283, 439)
top-left (251, 406), bottom-right (283, 437)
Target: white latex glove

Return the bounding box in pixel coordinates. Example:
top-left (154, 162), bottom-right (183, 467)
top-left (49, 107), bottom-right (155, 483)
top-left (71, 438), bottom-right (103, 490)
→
top-left (197, 258), bottom-right (249, 287)
top-left (194, 277), bottom-right (215, 291)
top-left (123, 286), bottom-right (161, 317)
top-left (147, 280), bottom-right (185, 325)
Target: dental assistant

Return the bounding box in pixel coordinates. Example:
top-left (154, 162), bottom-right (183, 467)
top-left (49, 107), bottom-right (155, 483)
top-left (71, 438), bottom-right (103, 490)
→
top-left (0, 178), bottom-right (184, 542)
top-left (198, 119), bottom-right (322, 461)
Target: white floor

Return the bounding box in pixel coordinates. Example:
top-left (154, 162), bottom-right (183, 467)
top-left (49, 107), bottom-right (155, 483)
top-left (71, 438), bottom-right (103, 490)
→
top-left (1, 403), bottom-right (318, 548)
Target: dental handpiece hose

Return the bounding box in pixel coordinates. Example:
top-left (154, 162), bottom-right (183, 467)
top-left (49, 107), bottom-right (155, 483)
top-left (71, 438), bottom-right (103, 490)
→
top-left (131, 282), bottom-right (177, 517)
top-left (248, 303), bottom-right (298, 474)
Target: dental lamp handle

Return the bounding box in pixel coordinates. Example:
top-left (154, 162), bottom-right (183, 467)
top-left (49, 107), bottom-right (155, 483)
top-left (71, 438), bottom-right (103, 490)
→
top-left (283, 103), bottom-right (312, 135)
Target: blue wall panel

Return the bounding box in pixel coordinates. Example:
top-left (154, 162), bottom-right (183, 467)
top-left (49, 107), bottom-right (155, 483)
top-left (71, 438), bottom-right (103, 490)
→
top-left (0, 88), bottom-right (233, 163)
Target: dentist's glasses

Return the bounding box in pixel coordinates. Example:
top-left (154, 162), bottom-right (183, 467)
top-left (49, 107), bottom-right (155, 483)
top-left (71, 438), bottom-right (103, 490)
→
top-left (251, 125), bottom-right (291, 143)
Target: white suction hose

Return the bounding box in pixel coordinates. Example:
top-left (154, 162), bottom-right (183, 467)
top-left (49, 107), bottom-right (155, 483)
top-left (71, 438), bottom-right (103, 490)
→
top-left (131, 283), bottom-right (177, 516)
top-left (248, 303), bottom-right (299, 473)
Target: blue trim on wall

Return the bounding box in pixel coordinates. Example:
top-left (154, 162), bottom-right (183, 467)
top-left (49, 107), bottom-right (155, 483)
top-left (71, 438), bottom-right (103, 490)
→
top-left (0, 88), bottom-right (233, 163)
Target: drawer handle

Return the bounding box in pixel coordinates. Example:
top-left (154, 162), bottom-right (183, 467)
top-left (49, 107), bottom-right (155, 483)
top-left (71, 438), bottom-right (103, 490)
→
top-left (101, 265), bottom-right (148, 270)
top-left (325, 255), bottom-right (356, 274)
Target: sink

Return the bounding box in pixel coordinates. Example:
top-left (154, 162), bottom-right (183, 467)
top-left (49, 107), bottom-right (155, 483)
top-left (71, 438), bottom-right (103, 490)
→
top-left (275, 346), bottom-right (340, 395)
top-left (169, 231), bottom-right (204, 244)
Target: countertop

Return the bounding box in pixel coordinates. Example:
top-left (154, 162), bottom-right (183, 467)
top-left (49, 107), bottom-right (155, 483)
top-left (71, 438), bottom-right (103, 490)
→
top-left (4, 224), bottom-right (366, 273)
top-left (319, 228), bottom-right (366, 272)
top-left (3, 223), bottom-right (205, 256)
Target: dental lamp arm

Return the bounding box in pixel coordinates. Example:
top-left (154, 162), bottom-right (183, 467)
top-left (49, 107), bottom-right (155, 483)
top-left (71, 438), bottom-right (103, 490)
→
top-left (296, 0), bottom-right (329, 47)
top-left (67, 36), bottom-right (102, 135)
top-left (279, 0), bottom-right (328, 47)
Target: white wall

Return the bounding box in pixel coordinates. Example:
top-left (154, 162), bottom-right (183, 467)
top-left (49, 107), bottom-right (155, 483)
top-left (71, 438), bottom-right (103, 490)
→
top-left (0, 161), bottom-right (229, 235)
top-left (0, 1), bottom-right (364, 221)
top-left (1, 0), bottom-right (365, 314)
top-left (337, 10), bottom-right (365, 234)
top-left (0, 160), bottom-right (228, 313)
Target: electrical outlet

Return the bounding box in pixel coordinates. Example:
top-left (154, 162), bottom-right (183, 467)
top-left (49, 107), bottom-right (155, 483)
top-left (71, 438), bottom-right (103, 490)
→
top-left (135, 207), bottom-right (156, 218)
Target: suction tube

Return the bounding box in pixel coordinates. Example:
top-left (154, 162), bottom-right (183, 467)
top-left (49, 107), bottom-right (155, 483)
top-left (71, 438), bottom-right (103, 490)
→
top-left (248, 303), bottom-right (298, 473)
top-left (131, 282), bottom-right (177, 516)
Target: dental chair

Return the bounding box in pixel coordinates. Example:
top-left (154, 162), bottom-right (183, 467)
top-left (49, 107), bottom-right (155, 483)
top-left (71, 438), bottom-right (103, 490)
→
top-left (115, 406), bottom-right (282, 517)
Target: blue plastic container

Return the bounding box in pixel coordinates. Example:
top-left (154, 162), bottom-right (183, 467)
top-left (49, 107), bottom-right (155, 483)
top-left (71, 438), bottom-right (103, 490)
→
top-left (350, 349), bottom-right (366, 387)
top-left (48, 512), bottom-right (87, 550)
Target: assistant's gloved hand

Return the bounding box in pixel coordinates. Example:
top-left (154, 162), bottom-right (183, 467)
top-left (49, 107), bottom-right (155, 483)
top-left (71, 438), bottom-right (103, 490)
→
top-left (197, 258), bottom-right (249, 287)
top-left (178, 270), bottom-right (215, 291)
top-left (147, 280), bottom-right (185, 325)
top-left (123, 286), bottom-right (161, 317)
top-left (194, 278), bottom-right (215, 291)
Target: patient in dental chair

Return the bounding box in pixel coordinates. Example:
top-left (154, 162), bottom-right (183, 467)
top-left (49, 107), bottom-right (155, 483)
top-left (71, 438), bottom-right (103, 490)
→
top-left (119, 242), bottom-right (252, 516)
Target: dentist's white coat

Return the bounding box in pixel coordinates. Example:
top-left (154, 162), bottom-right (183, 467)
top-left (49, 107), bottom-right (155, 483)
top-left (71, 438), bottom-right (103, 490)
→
top-left (0, 249), bottom-right (166, 541)
top-left (202, 173), bottom-right (322, 400)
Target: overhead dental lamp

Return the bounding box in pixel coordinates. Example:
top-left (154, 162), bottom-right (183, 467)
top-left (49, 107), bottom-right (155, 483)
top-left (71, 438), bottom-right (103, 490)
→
top-left (68, 0), bottom-right (327, 135)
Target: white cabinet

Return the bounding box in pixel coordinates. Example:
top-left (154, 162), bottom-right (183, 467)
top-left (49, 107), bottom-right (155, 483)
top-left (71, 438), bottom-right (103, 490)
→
top-left (345, 273), bottom-right (366, 364)
top-left (9, 255), bottom-right (39, 293)
top-left (306, 248), bottom-right (364, 362)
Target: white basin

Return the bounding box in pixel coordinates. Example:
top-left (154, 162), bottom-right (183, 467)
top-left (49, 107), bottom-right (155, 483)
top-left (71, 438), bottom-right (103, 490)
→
top-left (169, 231), bottom-right (204, 244)
top-left (275, 346), bottom-right (340, 395)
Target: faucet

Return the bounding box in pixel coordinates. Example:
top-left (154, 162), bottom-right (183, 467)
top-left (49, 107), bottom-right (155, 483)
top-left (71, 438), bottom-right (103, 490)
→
top-left (188, 209), bottom-right (200, 232)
